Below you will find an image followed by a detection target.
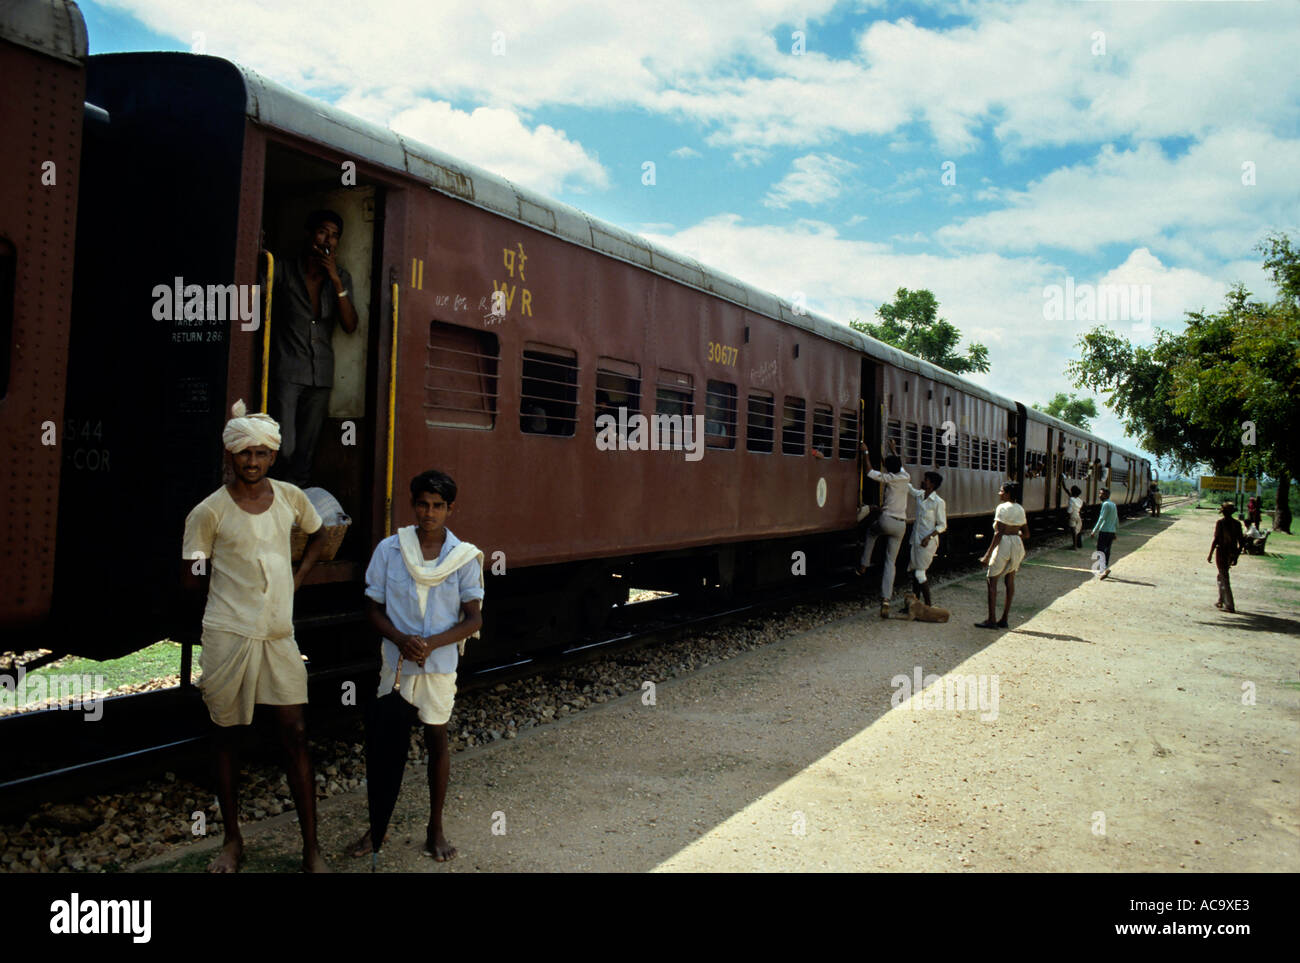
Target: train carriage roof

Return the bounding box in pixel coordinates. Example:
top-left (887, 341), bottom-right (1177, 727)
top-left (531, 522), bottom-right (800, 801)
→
top-left (0, 0), bottom-right (87, 63)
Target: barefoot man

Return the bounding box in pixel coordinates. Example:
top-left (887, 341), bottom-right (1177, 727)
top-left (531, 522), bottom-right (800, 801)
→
top-left (181, 400), bottom-right (330, 872)
top-left (350, 470), bottom-right (484, 861)
top-left (975, 482), bottom-right (1029, 629)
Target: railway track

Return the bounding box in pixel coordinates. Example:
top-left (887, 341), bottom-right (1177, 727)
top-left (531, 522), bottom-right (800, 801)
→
top-left (0, 504), bottom-right (1172, 822)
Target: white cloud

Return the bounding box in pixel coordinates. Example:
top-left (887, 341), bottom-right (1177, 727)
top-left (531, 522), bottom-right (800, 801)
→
top-left (670, 146), bottom-right (702, 159)
top-left (762, 153), bottom-right (858, 209)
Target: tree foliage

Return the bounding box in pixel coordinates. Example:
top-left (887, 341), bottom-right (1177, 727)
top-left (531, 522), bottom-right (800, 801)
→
top-left (1036, 392), bottom-right (1099, 430)
top-left (850, 287), bottom-right (990, 375)
top-left (1067, 232), bottom-right (1300, 531)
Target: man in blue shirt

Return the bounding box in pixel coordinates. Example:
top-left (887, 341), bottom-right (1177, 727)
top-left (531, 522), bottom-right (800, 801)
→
top-left (350, 470), bottom-right (484, 861)
top-left (1090, 487), bottom-right (1119, 579)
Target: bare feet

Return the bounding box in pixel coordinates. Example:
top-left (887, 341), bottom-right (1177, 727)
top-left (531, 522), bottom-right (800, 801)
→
top-left (347, 830), bottom-right (390, 857)
top-left (209, 837), bottom-right (242, 873)
top-left (302, 846), bottom-right (330, 873)
top-left (424, 830), bottom-right (457, 862)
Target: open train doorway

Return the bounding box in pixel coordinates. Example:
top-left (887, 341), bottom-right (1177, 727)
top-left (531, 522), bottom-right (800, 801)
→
top-left (860, 358), bottom-right (882, 506)
top-left (258, 141), bottom-right (386, 573)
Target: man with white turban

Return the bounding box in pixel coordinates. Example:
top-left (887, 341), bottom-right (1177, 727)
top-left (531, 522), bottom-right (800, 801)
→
top-left (181, 399), bottom-right (330, 872)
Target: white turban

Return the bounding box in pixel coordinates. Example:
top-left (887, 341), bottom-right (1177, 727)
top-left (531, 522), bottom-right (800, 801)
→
top-left (222, 399), bottom-right (281, 452)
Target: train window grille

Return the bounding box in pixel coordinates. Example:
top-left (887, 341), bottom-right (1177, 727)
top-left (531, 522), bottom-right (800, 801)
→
top-left (999, 442), bottom-right (1007, 475)
top-left (812, 405), bottom-right (834, 458)
top-left (655, 370), bottom-right (695, 449)
top-left (747, 392), bottom-right (775, 453)
top-left (595, 359), bottom-right (641, 436)
top-left (520, 345), bottom-right (579, 436)
top-left (887, 419), bottom-right (902, 458)
top-left (946, 432), bottom-right (959, 469)
top-left (705, 380), bottom-right (738, 450)
top-left (920, 425), bottom-right (934, 465)
top-left (904, 422), bottom-right (919, 462)
top-left (961, 433), bottom-right (971, 469)
top-left (782, 397), bottom-right (806, 455)
top-left (424, 321), bottom-right (500, 429)
top-left (838, 410), bottom-right (858, 460)
top-left (980, 439), bottom-right (990, 471)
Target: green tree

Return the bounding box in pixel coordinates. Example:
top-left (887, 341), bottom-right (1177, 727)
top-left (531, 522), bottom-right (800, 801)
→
top-left (851, 287), bottom-right (990, 375)
top-left (1067, 233), bottom-right (1300, 531)
top-left (1037, 392), bottom-right (1099, 430)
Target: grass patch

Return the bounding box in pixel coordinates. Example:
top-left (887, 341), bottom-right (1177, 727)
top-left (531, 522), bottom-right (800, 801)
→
top-left (26, 640), bottom-right (183, 691)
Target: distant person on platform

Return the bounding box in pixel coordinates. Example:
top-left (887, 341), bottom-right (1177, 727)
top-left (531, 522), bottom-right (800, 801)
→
top-left (181, 400), bottom-right (330, 873)
top-left (1058, 475), bottom-right (1083, 549)
top-left (271, 209), bottom-right (358, 487)
top-left (1090, 487), bottom-right (1119, 579)
top-left (1208, 500), bottom-right (1244, 613)
top-left (1148, 482), bottom-right (1162, 516)
top-left (856, 445), bottom-right (911, 619)
top-left (1246, 495), bottom-right (1262, 530)
top-left (907, 471), bottom-right (947, 608)
top-left (975, 482), bottom-right (1029, 629)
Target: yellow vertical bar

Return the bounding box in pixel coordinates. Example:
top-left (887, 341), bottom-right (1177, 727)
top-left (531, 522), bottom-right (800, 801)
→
top-left (385, 281), bottom-right (400, 537)
top-left (260, 251), bottom-right (274, 411)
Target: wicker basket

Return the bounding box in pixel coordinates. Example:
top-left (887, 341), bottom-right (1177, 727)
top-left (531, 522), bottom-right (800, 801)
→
top-left (291, 520), bottom-right (350, 562)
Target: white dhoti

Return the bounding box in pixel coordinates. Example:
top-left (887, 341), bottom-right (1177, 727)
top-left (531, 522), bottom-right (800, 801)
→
top-left (198, 628), bottom-right (309, 727)
top-left (377, 662), bottom-right (457, 726)
top-left (911, 533), bottom-right (939, 582)
top-left (1069, 515), bottom-right (1082, 535)
top-left (986, 534), bottom-right (1025, 578)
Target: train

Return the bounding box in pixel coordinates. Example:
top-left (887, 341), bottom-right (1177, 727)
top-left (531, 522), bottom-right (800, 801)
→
top-left (1, 0), bottom-right (1151, 677)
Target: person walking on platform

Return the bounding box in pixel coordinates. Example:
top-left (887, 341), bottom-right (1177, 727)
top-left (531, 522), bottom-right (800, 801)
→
top-left (857, 446), bottom-right (912, 618)
top-left (1208, 500), bottom-right (1244, 613)
top-left (181, 400), bottom-right (331, 873)
top-left (907, 471), bottom-right (946, 607)
top-left (975, 482), bottom-right (1028, 628)
top-left (1089, 487), bottom-right (1119, 579)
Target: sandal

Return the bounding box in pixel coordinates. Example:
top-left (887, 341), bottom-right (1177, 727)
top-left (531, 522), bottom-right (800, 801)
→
top-left (973, 620), bottom-right (998, 629)
top-left (995, 618), bottom-right (1008, 628)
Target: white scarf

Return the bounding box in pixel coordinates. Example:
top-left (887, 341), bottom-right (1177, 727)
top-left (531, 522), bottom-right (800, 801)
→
top-left (396, 526), bottom-right (484, 655)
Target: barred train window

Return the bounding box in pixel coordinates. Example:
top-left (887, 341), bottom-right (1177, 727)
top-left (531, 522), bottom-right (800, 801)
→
top-left (887, 419), bottom-right (902, 458)
top-left (594, 358), bottom-right (641, 435)
top-left (812, 405), bottom-right (834, 458)
top-left (747, 392), bottom-right (775, 453)
top-left (904, 423), bottom-right (918, 462)
top-left (961, 433), bottom-right (971, 469)
top-left (655, 370), bottom-right (694, 450)
top-left (705, 380), bottom-right (737, 450)
top-left (981, 439), bottom-right (990, 471)
top-left (520, 344), bottom-right (578, 436)
top-left (838, 410), bottom-right (858, 460)
top-left (425, 321), bottom-right (499, 429)
top-left (920, 425), bottom-right (934, 465)
top-left (782, 396), bottom-right (806, 455)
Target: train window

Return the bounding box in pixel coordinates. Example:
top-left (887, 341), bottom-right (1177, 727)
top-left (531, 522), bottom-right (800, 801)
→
top-left (999, 442), bottom-right (1007, 475)
top-left (705, 380), bottom-right (737, 450)
top-left (782, 397), bottom-right (806, 455)
top-left (961, 433), bottom-right (971, 469)
top-left (887, 419), bottom-right (902, 457)
top-left (0, 238), bottom-right (12, 400)
top-left (747, 392), bottom-right (775, 453)
top-left (946, 432), bottom-right (959, 469)
top-left (812, 405), bottom-right (834, 458)
top-left (520, 344), bottom-right (578, 436)
top-left (425, 321), bottom-right (500, 429)
top-left (838, 409), bottom-right (858, 460)
top-left (595, 358), bottom-right (641, 434)
top-left (655, 370), bottom-right (694, 418)
top-left (920, 425), bottom-right (934, 465)
top-left (980, 439), bottom-right (990, 471)
top-left (904, 423), bottom-right (918, 462)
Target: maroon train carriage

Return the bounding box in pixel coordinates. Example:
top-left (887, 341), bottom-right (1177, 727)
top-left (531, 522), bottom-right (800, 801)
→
top-left (0, 39), bottom-right (1152, 678)
top-left (0, 0), bottom-right (87, 634)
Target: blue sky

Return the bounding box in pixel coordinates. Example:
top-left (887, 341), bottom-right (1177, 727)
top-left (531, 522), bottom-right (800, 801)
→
top-left (82, 0), bottom-right (1300, 468)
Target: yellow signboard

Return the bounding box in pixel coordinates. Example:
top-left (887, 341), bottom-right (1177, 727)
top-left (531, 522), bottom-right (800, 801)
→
top-left (1199, 476), bottom-right (1258, 493)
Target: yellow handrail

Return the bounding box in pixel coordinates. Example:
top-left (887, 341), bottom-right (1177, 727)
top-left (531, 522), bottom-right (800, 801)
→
top-left (260, 251), bottom-right (274, 411)
top-left (384, 280), bottom-right (399, 537)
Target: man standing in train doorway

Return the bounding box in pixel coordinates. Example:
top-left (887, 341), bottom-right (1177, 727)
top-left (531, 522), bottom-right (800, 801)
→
top-left (271, 209), bottom-right (359, 487)
top-left (182, 401), bottom-right (331, 872)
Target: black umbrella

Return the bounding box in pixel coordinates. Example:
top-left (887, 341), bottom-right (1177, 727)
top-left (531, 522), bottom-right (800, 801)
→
top-left (365, 658), bottom-right (419, 871)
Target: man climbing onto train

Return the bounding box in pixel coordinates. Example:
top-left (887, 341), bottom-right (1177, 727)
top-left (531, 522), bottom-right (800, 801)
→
top-left (907, 471), bottom-right (946, 607)
top-left (270, 209), bottom-right (359, 487)
top-left (857, 445), bottom-right (911, 618)
top-left (181, 400), bottom-right (331, 873)
top-left (975, 482), bottom-right (1029, 629)
top-left (349, 469), bottom-right (484, 862)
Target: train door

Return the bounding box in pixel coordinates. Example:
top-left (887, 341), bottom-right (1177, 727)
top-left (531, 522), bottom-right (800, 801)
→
top-left (258, 141), bottom-right (388, 575)
top-left (1011, 405), bottom-right (1026, 486)
top-left (859, 357), bottom-right (882, 505)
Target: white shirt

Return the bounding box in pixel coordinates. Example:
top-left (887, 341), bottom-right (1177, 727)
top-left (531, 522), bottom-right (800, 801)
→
top-left (1067, 496), bottom-right (1082, 521)
top-left (909, 486), bottom-right (947, 541)
top-left (868, 469), bottom-right (911, 518)
top-left (993, 500), bottom-right (1027, 537)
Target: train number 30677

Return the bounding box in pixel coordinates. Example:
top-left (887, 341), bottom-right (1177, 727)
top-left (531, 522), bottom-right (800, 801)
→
top-left (708, 341), bottom-right (738, 366)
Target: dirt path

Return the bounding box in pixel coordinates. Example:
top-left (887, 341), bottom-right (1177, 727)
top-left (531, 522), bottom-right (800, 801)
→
top-left (139, 507), bottom-right (1299, 872)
